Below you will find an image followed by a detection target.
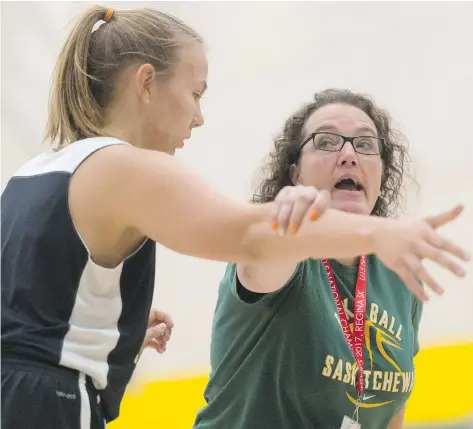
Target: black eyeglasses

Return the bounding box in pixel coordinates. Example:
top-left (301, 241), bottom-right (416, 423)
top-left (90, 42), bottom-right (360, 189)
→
top-left (299, 132), bottom-right (384, 156)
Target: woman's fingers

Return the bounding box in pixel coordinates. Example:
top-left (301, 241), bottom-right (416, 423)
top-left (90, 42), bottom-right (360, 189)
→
top-left (273, 186), bottom-right (331, 235)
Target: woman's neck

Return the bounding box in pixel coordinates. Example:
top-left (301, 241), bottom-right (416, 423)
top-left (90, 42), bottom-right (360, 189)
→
top-left (336, 257), bottom-right (360, 267)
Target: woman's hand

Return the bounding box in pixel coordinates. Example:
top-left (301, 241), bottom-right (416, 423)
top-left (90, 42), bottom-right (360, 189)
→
top-left (143, 308), bottom-right (174, 354)
top-left (272, 185), bottom-right (331, 235)
top-left (374, 205), bottom-right (470, 301)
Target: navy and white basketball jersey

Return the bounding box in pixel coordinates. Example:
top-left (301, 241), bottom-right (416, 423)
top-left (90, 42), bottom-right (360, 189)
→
top-left (1, 137), bottom-right (156, 422)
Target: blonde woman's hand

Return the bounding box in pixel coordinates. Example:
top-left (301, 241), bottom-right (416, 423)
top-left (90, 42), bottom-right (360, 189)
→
top-left (374, 205), bottom-right (470, 301)
top-left (143, 308), bottom-right (174, 354)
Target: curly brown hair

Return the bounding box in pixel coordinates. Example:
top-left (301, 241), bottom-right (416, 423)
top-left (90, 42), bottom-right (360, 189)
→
top-left (252, 89), bottom-right (413, 218)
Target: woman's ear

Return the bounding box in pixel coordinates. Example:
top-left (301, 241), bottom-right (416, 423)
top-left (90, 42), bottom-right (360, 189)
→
top-left (134, 63), bottom-right (155, 104)
top-left (289, 163), bottom-right (300, 185)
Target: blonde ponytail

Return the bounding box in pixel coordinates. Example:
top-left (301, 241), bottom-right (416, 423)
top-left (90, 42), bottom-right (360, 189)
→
top-left (45, 6), bottom-right (109, 149)
top-left (44, 5), bottom-right (201, 149)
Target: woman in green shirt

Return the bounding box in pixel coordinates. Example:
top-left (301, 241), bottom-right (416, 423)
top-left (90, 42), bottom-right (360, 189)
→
top-left (193, 89), bottom-right (469, 429)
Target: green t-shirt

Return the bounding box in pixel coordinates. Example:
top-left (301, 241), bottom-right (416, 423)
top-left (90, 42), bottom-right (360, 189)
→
top-left (193, 255), bottom-right (423, 429)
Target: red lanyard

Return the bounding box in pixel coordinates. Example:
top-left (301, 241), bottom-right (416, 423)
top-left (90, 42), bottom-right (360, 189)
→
top-left (322, 255), bottom-right (368, 397)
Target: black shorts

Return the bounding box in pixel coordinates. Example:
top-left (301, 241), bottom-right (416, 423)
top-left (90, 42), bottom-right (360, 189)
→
top-left (1, 360), bottom-right (105, 429)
